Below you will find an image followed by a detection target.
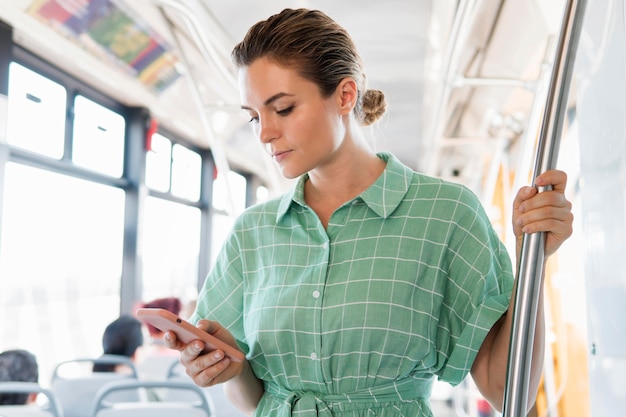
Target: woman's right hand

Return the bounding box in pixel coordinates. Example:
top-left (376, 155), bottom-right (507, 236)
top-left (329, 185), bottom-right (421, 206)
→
top-left (164, 319), bottom-right (245, 387)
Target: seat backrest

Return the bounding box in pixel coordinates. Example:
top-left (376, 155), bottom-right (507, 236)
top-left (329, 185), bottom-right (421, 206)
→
top-left (136, 356), bottom-right (179, 381)
top-left (50, 356), bottom-right (139, 417)
top-left (93, 403), bottom-right (208, 417)
top-left (161, 361), bottom-right (201, 402)
top-left (51, 356), bottom-right (138, 381)
top-left (92, 380), bottom-right (212, 417)
top-left (164, 360), bottom-right (185, 380)
top-left (0, 382), bottom-right (63, 417)
top-left (165, 360), bottom-right (247, 417)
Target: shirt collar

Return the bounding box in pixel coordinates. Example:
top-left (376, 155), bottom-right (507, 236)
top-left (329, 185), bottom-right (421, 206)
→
top-left (276, 152), bottom-right (413, 222)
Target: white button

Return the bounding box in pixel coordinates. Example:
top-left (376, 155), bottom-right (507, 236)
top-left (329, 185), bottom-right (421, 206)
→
top-left (322, 242), bottom-right (328, 249)
top-left (312, 290), bottom-right (321, 299)
top-left (310, 352), bottom-right (318, 360)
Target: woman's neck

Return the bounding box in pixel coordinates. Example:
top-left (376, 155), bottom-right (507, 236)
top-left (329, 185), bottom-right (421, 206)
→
top-left (304, 147), bottom-right (385, 227)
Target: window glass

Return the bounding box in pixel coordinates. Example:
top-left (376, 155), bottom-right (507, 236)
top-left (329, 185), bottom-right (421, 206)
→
top-left (6, 63), bottom-right (66, 158)
top-left (211, 212), bottom-right (235, 266)
top-left (256, 185), bottom-right (270, 203)
top-left (212, 170), bottom-right (247, 214)
top-left (171, 144), bottom-right (201, 201)
top-left (0, 163), bottom-right (125, 383)
top-left (145, 133), bottom-right (172, 192)
top-left (72, 95), bottom-right (125, 177)
top-left (141, 196), bottom-right (201, 302)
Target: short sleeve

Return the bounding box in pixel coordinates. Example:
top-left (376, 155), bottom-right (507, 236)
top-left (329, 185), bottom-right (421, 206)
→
top-left (435, 187), bottom-right (514, 385)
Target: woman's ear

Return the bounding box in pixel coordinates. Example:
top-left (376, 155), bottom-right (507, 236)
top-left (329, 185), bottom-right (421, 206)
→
top-left (337, 78), bottom-right (358, 115)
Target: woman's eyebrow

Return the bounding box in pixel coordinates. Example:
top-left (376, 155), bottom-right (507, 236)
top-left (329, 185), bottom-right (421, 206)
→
top-left (241, 92), bottom-right (294, 111)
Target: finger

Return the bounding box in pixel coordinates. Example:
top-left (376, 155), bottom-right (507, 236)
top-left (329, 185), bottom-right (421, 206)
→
top-left (535, 170), bottom-right (568, 192)
top-left (513, 185), bottom-right (537, 211)
top-left (195, 319), bottom-right (212, 332)
top-left (163, 330), bottom-right (185, 351)
top-left (196, 319), bottom-right (224, 338)
top-left (188, 351), bottom-right (231, 387)
top-left (181, 342), bottom-right (210, 378)
top-left (170, 341), bottom-right (204, 381)
top-left (517, 208), bottom-right (574, 235)
top-left (518, 189), bottom-right (570, 214)
top-left (523, 219), bottom-right (573, 257)
top-left (197, 356), bottom-right (232, 387)
top-left (518, 200), bottom-right (573, 224)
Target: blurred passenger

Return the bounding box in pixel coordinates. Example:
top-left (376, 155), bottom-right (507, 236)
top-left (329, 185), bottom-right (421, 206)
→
top-left (93, 315), bottom-right (143, 373)
top-left (136, 297), bottom-right (183, 379)
top-left (139, 297), bottom-right (182, 343)
top-left (0, 349), bottom-right (39, 405)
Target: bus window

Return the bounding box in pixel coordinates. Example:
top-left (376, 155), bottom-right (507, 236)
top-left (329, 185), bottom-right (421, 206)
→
top-left (210, 212), bottom-right (235, 266)
top-left (72, 95), bottom-right (125, 178)
top-left (212, 169), bottom-right (247, 214)
top-left (7, 63), bottom-right (66, 159)
top-left (171, 143), bottom-right (201, 201)
top-left (141, 196), bottom-right (201, 302)
top-left (145, 133), bottom-right (172, 193)
top-left (0, 163), bottom-right (125, 383)
top-left (209, 170), bottom-right (247, 264)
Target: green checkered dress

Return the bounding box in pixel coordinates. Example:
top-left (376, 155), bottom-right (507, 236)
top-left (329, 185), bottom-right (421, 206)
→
top-left (191, 153), bottom-right (514, 416)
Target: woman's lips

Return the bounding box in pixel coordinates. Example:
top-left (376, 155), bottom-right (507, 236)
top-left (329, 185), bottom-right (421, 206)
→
top-left (272, 150), bottom-right (292, 163)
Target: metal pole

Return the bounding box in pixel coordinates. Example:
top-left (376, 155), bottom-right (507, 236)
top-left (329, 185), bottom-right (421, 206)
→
top-left (502, 0), bottom-right (587, 416)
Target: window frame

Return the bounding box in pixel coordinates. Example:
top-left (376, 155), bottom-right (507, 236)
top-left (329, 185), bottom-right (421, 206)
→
top-left (1, 45), bottom-right (223, 313)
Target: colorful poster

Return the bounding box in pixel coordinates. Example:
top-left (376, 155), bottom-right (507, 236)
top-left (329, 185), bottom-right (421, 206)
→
top-left (27, 0), bottom-right (180, 94)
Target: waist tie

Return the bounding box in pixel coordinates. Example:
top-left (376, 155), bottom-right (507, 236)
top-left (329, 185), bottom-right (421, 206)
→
top-left (265, 377), bottom-right (433, 417)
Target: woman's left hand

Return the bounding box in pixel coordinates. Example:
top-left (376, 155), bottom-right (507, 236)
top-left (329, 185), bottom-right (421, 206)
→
top-left (512, 169), bottom-right (573, 258)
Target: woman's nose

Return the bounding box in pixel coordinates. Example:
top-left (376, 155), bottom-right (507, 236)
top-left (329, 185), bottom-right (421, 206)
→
top-left (258, 117), bottom-right (277, 144)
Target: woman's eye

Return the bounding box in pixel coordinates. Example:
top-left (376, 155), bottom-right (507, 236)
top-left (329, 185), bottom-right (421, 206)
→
top-left (248, 115), bottom-right (259, 124)
top-left (277, 106), bottom-right (294, 116)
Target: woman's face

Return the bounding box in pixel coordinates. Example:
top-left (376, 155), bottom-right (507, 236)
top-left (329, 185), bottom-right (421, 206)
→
top-left (238, 57), bottom-right (349, 179)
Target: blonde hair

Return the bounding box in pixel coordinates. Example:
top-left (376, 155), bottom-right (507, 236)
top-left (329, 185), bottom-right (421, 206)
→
top-left (232, 8), bottom-right (386, 126)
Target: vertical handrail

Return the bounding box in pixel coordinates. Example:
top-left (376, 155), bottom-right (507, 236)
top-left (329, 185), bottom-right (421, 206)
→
top-left (502, 0), bottom-right (587, 416)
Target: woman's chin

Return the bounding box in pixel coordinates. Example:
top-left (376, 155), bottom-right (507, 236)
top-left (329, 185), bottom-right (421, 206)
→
top-left (277, 166), bottom-right (303, 180)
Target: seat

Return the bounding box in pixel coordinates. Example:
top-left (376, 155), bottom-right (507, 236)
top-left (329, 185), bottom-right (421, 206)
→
top-left (91, 380), bottom-right (213, 417)
top-left (164, 359), bottom-right (185, 380)
top-left (0, 382), bottom-right (63, 417)
top-left (166, 361), bottom-right (245, 417)
top-left (136, 355), bottom-right (179, 381)
top-left (50, 356), bottom-right (139, 417)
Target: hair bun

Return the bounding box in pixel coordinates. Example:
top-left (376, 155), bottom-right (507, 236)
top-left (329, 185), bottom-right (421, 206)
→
top-left (361, 89), bottom-right (387, 126)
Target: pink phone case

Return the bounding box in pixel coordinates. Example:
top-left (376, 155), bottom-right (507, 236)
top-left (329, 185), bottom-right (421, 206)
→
top-left (136, 308), bottom-right (245, 362)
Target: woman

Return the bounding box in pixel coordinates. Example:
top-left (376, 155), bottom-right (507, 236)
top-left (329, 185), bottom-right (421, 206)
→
top-left (165, 8), bottom-right (573, 416)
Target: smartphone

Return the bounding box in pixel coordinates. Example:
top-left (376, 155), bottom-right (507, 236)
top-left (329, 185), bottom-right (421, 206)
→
top-left (136, 307), bottom-right (245, 362)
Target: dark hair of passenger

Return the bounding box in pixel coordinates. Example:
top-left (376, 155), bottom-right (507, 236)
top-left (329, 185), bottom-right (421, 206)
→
top-left (0, 349), bottom-right (39, 405)
top-left (231, 8), bottom-right (386, 126)
top-left (139, 297), bottom-right (182, 337)
top-left (93, 315), bottom-right (144, 372)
